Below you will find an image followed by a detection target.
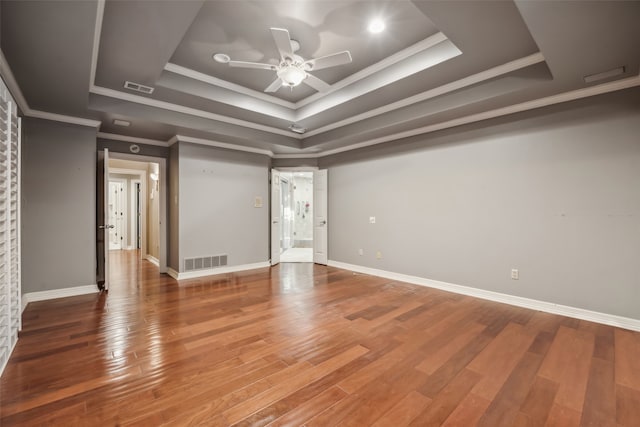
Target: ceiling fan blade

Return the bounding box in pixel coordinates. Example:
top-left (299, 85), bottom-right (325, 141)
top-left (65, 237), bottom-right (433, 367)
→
top-left (303, 73), bottom-right (331, 92)
top-left (270, 27), bottom-right (294, 61)
top-left (304, 51), bottom-right (352, 71)
top-left (228, 60), bottom-right (275, 71)
top-left (265, 78), bottom-right (283, 93)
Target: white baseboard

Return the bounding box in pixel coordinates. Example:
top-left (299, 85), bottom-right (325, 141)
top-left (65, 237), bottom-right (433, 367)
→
top-left (22, 284), bottom-right (100, 313)
top-left (168, 261), bottom-right (270, 280)
top-left (167, 267), bottom-right (179, 280)
top-left (145, 254), bottom-right (160, 267)
top-left (328, 260), bottom-right (640, 332)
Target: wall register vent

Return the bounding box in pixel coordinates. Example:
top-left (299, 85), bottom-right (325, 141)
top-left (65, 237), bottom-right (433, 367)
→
top-left (184, 255), bottom-right (228, 272)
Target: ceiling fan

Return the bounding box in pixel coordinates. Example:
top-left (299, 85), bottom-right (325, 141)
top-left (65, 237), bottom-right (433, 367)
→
top-left (214, 28), bottom-right (352, 93)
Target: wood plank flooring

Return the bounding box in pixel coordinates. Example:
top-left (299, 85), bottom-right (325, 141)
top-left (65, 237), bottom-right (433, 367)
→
top-left (1, 250), bottom-right (639, 426)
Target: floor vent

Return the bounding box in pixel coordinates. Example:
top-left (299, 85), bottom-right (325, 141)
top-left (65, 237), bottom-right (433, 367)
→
top-left (184, 255), bottom-right (228, 272)
top-left (124, 80), bottom-right (155, 94)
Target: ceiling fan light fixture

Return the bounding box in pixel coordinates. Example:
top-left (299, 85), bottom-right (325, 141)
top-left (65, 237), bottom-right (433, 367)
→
top-left (277, 65), bottom-right (306, 87)
top-left (368, 18), bottom-right (386, 34)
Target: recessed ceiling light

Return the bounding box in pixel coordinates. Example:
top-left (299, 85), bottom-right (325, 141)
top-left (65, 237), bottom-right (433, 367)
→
top-left (113, 119), bottom-right (131, 127)
top-left (213, 53), bottom-right (231, 63)
top-left (368, 18), bottom-right (385, 34)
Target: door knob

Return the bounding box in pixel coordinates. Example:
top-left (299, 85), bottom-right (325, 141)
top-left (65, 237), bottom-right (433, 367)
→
top-left (98, 224), bottom-right (115, 229)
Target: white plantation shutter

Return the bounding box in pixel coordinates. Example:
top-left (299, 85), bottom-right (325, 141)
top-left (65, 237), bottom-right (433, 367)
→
top-left (0, 77), bottom-right (21, 376)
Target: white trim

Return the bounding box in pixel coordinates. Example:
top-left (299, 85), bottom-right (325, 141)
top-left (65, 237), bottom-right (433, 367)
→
top-left (295, 37), bottom-right (460, 120)
top-left (109, 167), bottom-right (147, 176)
top-left (175, 135), bottom-right (274, 157)
top-left (327, 261), bottom-right (640, 332)
top-left (164, 32), bottom-right (452, 116)
top-left (108, 152), bottom-right (166, 273)
top-left (273, 166), bottom-right (319, 171)
top-left (89, 85), bottom-right (302, 139)
top-left (303, 52), bottom-right (546, 138)
top-left (1, 48), bottom-right (101, 128)
top-left (22, 285), bottom-right (100, 313)
top-left (89, 0), bottom-right (105, 89)
top-left (167, 135), bottom-right (179, 146)
top-left (0, 49), bottom-right (30, 113)
top-left (316, 74), bottom-right (640, 157)
top-left (298, 33), bottom-right (450, 108)
top-left (164, 63), bottom-right (297, 110)
top-left (130, 178), bottom-right (142, 252)
top-left (167, 267), bottom-right (179, 280)
top-left (26, 109), bottom-right (101, 128)
top-left (272, 153), bottom-right (321, 159)
top-left (98, 132), bottom-right (169, 147)
top-left (145, 254), bottom-right (160, 267)
top-left (171, 262), bottom-right (270, 280)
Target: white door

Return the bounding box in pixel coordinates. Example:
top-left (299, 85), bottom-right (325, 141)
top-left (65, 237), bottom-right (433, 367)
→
top-left (97, 149), bottom-right (113, 290)
top-left (313, 169), bottom-right (328, 265)
top-left (108, 180), bottom-right (125, 250)
top-left (271, 169), bottom-right (281, 266)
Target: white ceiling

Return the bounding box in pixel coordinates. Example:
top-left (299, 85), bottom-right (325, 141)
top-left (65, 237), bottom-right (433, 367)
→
top-left (1, 0), bottom-right (639, 157)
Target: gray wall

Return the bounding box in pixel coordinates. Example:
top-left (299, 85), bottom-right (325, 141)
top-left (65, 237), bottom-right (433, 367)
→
top-left (22, 118), bottom-right (97, 294)
top-left (168, 143), bottom-right (179, 270)
top-left (178, 142), bottom-right (269, 271)
top-left (320, 88), bottom-right (640, 320)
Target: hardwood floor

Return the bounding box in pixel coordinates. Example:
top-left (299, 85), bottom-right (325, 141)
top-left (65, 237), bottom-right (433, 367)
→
top-left (1, 251), bottom-right (639, 426)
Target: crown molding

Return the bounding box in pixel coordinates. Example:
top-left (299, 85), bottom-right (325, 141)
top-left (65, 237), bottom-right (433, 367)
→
top-left (164, 33), bottom-right (459, 129)
top-left (175, 135), bottom-right (274, 157)
top-left (89, 0), bottom-right (105, 90)
top-left (316, 74), bottom-right (640, 157)
top-left (297, 32), bottom-right (453, 110)
top-left (272, 153), bottom-right (321, 159)
top-left (28, 110), bottom-right (101, 128)
top-left (303, 52), bottom-right (546, 138)
top-left (89, 85), bottom-right (302, 139)
top-left (164, 63), bottom-right (297, 110)
top-left (97, 131), bottom-right (169, 147)
top-left (1, 47), bottom-right (101, 128)
top-left (0, 49), bottom-right (30, 113)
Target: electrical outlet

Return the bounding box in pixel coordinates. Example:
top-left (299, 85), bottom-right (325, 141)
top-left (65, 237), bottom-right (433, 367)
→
top-left (369, 216), bottom-right (376, 224)
top-left (511, 269), bottom-right (519, 280)
top-left (376, 251), bottom-right (382, 259)
top-left (358, 249), bottom-right (364, 256)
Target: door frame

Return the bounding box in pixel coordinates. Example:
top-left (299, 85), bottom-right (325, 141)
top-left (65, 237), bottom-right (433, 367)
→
top-left (130, 179), bottom-right (142, 250)
top-left (110, 167), bottom-right (147, 256)
top-left (271, 167), bottom-right (322, 264)
top-left (108, 153), bottom-right (168, 274)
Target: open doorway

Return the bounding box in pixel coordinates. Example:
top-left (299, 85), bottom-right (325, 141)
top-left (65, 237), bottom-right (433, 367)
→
top-left (108, 158), bottom-right (161, 265)
top-left (279, 171), bottom-right (313, 262)
top-left (97, 150), bottom-right (167, 292)
top-left (271, 169), bottom-right (327, 265)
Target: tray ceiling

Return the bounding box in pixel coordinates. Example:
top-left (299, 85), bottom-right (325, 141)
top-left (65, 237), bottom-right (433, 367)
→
top-left (0, 0), bottom-right (638, 157)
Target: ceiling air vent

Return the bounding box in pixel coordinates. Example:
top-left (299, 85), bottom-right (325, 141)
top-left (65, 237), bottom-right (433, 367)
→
top-left (124, 80), bottom-right (155, 94)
